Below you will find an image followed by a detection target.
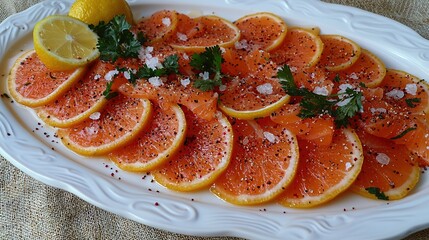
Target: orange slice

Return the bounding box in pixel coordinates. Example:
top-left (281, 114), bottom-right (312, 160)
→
top-left (318, 35), bottom-right (362, 72)
top-left (36, 60), bottom-right (116, 128)
top-left (333, 49), bottom-right (386, 88)
top-left (271, 27), bottom-right (324, 68)
top-left (7, 50), bottom-right (86, 107)
top-left (379, 69), bottom-right (429, 115)
top-left (119, 79), bottom-right (218, 121)
top-left (278, 128), bottom-right (363, 208)
top-left (170, 15), bottom-right (240, 52)
top-left (134, 10), bottom-right (179, 43)
top-left (352, 130), bottom-right (420, 200)
top-left (58, 95), bottom-right (152, 156)
top-left (152, 108), bottom-right (233, 191)
top-left (211, 118), bottom-right (299, 205)
top-left (270, 103), bottom-right (335, 147)
top-left (234, 12), bottom-right (288, 51)
top-left (218, 50), bottom-right (290, 119)
top-left (109, 104), bottom-right (187, 172)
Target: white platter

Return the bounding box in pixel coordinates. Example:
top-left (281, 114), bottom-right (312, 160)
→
top-left (1, 0), bottom-right (429, 239)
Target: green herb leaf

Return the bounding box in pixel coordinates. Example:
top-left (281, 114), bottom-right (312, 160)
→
top-left (103, 81), bottom-right (119, 100)
top-left (365, 187), bottom-right (389, 200)
top-left (89, 15), bottom-right (146, 62)
top-left (390, 127), bottom-right (417, 140)
top-left (190, 46), bottom-right (224, 91)
top-left (278, 65), bottom-right (363, 127)
top-left (405, 98), bottom-right (421, 108)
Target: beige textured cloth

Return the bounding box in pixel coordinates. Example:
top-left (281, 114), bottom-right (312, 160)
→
top-left (1, 0), bottom-right (428, 239)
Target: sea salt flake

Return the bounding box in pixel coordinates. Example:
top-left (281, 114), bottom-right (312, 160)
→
top-left (148, 76), bottom-right (163, 87)
top-left (182, 53), bottom-right (189, 60)
top-left (104, 70), bottom-right (119, 82)
top-left (313, 86), bottom-right (329, 96)
top-left (89, 112), bottom-right (101, 120)
top-left (370, 107), bottom-right (387, 115)
top-left (123, 71), bottom-right (131, 80)
top-left (338, 83), bottom-right (354, 94)
top-left (405, 83), bottom-right (418, 95)
top-left (177, 32), bottom-right (188, 41)
top-left (85, 126), bottom-right (98, 135)
top-left (289, 66), bottom-right (298, 73)
top-left (234, 39), bottom-right (248, 50)
top-left (336, 97), bottom-right (352, 107)
top-left (386, 89), bottom-right (405, 100)
top-left (256, 83), bottom-right (273, 95)
top-left (348, 72), bottom-right (359, 80)
top-left (263, 131), bottom-right (277, 143)
top-left (146, 57), bottom-right (162, 70)
top-left (345, 162), bottom-right (352, 171)
top-left (199, 71), bottom-right (210, 80)
top-left (180, 78), bottom-right (191, 87)
top-left (93, 74), bottom-right (101, 80)
top-left (162, 17), bottom-right (171, 27)
top-left (218, 84), bottom-right (227, 92)
top-left (242, 137), bottom-right (249, 145)
top-left (376, 153), bottom-right (390, 165)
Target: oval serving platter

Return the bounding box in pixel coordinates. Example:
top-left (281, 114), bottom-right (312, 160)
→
top-left (1, 0), bottom-right (429, 239)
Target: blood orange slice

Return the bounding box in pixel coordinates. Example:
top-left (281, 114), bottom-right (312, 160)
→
top-left (278, 128), bottom-right (363, 208)
top-left (134, 10), bottom-right (179, 43)
top-left (152, 108), bottom-right (233, 191)
top-left (170, 15), bottom-right (240, 52)
top-left (58, 95), bottom-right (152, 156)
top-left (234, 12), bottom-right (288, 51)
top-left (333, 49), bottom-right (386, 88)
top-left (211, 118), bottom-right (299, 205)
top-left (109, 104), bottom-right (187, 172)
top-left (318, 35), bottom-right (362, 72)
top-left (8, 50), bottom-right (86, 107)
top-left (352, 130), bottom-right (420, 200)
top-left (271, 27), bottom-right (324, 68)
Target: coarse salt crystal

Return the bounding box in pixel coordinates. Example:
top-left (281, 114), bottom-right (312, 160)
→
top-left (89, 112), bottom-right (101, 120)
top-left (336, 97), bottom-right (352, 107)
top-left (162, 17), bottom-right (171, 27)
top-left (177, 32), bottom-right (188, 41)
top-left (338, 83), bottom-right (354, 94)
top-left (313, 86), bottom-right (329, 96)
top-left (85, 126), bottom-right (98, 135)
top-left (256, 83), bottom-right (273, 95)
top-left (242, 137), bottom-right (249, 145)
top-left (290, 66), bottom-right (298, 73)
top-left (146, 57), bottom-right (162, 70)
top-left (405, 83), bottom-right (418, 95)
top-left (263, 131), bottom-right (277, 143)
top-left (199, 71), bottom-right (210, 80)
top-left (182, 53), bottom-right (189, 60)
top-left (104, 69), bottom-right (119, 82)
top-left (93, 74), bottom-right (101, 80)
top-left (348, 72), bottom-right (359, 80)
top-left (123, 71), bottom-right (131, 80)
top-left (370, 107), bottom-right (387, 115)
top-left (218, 84), bottom-right (227, 92)
top-left (148, 76), bottom-right (163, 87)
top-left (376, 153), bottom-right (390, 165)
top-left (386, 89), bottom-right (405, 100)
top-left (345, 162), bottom-right (352, 171)
top-left (234, 39), bottom-right (248, 50)
top-left (180, 78), bottom-right (191, 87)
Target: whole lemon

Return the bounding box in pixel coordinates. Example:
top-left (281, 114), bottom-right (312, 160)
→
top-left (68, 0), bottom-right (134, 25)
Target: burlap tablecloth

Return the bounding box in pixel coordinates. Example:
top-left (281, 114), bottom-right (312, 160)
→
top-left (1, 0), bottom-right (428, 239)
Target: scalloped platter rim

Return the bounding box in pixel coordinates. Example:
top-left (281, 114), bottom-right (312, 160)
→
top-left (1, 0), bottom-right (429, 239)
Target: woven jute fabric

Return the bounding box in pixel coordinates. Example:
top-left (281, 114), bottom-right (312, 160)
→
top-left (1, 0), bottom-right (428, 239)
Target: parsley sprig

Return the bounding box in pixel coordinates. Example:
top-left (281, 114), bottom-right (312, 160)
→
top-left (90, 15), bottom-right (146, 62)
top-left (190, 45), bottom-right (224, 91)
top-left (116, 54), bottom-right (179, 85)
top-left (278, 65), bottom-right (363, 127)
top-left (365, 187), bottom-right (389, 200)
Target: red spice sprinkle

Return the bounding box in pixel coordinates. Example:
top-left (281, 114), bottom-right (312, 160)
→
top-left (111, 173), bottom-right (114, 177)
top-left (154, 202), bottom-right (159, 206)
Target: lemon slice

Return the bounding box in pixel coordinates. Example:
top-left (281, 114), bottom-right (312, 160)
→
top-left (33, 15), bottom-right (100, 71)
top-left (68, 0), bottom-right (134, 25)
